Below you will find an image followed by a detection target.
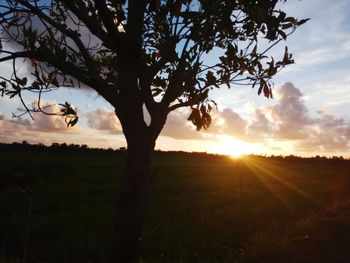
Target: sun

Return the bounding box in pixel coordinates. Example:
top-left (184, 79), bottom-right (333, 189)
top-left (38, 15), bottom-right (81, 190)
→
top-left (228, 149), bottom-right (244, 158)
top-left (214, 136), bottom-right (261, 158)
top-left (225, 144), bottom-right (248, 159)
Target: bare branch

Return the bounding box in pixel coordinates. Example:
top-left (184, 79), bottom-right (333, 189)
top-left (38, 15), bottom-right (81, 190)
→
top-left (12, 57), bottom-right (34, 120)
top-left (167, 101), bottom-right (193, 113)
top-left (0, 51), bottom-right (32, 63)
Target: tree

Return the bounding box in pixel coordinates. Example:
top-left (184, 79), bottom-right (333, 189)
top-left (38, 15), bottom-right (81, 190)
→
top-left (0, 1), bottom-right (307, 262)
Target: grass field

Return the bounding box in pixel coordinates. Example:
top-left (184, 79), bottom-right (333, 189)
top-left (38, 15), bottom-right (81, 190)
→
top-left (1, 146), bottom-right (350, 263)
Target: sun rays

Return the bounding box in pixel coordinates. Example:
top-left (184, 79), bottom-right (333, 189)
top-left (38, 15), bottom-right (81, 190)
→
top-left (241, 157), bottom-right (322, 209)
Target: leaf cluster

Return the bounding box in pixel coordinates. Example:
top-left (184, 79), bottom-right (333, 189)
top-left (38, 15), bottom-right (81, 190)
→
top-left (59, 101), bottom-right (79, 127)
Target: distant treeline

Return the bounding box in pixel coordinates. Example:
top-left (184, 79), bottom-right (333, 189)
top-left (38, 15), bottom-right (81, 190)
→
top-left (0, 141), bottom-right (226, 161)
top-left (249, 154), bottom-right (349, 164)
top-left (0, 141), bottom-right (349, 163)
top-left (0, 141), bottom-right (122, 154)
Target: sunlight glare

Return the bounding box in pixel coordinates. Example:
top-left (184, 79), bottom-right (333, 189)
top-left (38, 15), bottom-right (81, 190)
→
top-left (214, 136), bottom-right (261, 158)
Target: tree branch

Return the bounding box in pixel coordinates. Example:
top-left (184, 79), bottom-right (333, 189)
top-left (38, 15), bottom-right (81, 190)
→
top-left (127, 0), bottom-right (145, 50)
top-left (14, 0), bottom-right (119, 106)
top-left (16, 1), bottom-right (96, 77)
top-left (94, 0), bottom-right (120, 38)
top-left (0, 51), bottom-right (32, 63)
top-left (60, 0), bottom-right (118, 50)
top-left (168, 101), bottom-right (192, 113)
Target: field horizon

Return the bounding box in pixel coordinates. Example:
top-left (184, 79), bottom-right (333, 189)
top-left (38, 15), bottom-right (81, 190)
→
top-left (1, 141), bottom-right (349, 161)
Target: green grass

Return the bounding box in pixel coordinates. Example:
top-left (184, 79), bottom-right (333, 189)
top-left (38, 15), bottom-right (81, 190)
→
top-left (1, 149), bottom-right (350, 262)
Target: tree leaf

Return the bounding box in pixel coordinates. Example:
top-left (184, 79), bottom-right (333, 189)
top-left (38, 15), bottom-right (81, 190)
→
top-left (206, 71), bottom-right (216, 85)
top-left (263, 83), bottom-right (270, 98)
top-left (297, 18), bottom-right (310, 26)
top-left (152, 88), bottom-right (163, 97)
top-left (68, 116), bottom-right (79, 127)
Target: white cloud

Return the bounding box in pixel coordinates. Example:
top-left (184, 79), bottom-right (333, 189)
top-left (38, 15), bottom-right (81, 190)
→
top-left (0, 100), bottom-right (81, 144)
top-left (86, 108), bottom-right (122, 134)
top-left (161, 109), bottom-right (203, 140)
top-left (207, 108), bottom-right (248, 141)
top-left (247, 83), bottom-right (350, 154)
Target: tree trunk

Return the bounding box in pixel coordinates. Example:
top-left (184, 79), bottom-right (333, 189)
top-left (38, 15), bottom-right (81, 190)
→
top-left (111, 40), bottom-right (166, 261)
top-left (114, 133), bottom-right (156, 263)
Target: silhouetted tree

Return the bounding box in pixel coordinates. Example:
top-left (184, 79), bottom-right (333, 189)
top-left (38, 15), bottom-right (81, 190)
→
top-left (0, 1), bottom-right (307, 262)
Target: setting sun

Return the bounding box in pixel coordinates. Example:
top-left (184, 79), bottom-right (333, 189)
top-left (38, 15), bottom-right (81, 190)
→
top-left (213, 136), bottom-right (261, 158)
top-left (229, 150), bottom-right (243, 159)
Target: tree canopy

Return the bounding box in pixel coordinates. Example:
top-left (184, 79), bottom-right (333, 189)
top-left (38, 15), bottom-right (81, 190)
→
top-left (0, 0), bottom-right (307, 132)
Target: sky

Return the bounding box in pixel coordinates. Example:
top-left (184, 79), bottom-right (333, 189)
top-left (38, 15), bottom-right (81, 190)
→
top-left (1, 0), bottom-right (350, 158)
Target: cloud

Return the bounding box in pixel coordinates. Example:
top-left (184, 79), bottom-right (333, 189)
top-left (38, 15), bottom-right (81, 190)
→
top-left (246, 82), bottom-right (350, 154)
top-left (161, 110), bottom-right (204, 140)
top-left (207, 108), bottom-right (249, 140)
top-left (0, 112), bottom-right (73, 134)
top-left (161, 108), bottom-right (248, 141)
top-left (0, 101), bottom-right (80, 144)
top-left (0, 116), bottom-right (29, 143)
top-left (172, 81), bottom-right (350, 155)
top-left (86, 108), bottom-right (122, 134)
top-left (246, 83), bottom-right (312, 140)
top-left (247, 108), bottom-right (273, 140)
top-left (268, 82), bottom-right (313, 139)
top-left (29, 102), bottom-right (80, 132)
top-left (145, 81), bottom-right (350, 156)
top-left (296, 111), bottom-right (350, 152)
